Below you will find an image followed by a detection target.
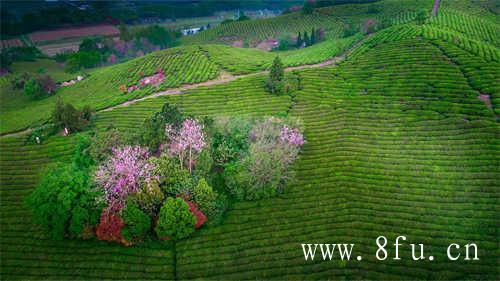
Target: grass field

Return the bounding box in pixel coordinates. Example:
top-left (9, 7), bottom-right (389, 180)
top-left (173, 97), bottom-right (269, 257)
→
top-left (0, 0), bottom-right (498, 279)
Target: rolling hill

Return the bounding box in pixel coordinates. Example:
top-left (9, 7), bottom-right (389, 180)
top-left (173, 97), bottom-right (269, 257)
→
top-left (0, 0), bottom-right (498, 280)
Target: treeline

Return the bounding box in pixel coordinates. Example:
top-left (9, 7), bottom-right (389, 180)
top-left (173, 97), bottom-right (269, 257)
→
top-left (1, 0), bottom-right (302, 37)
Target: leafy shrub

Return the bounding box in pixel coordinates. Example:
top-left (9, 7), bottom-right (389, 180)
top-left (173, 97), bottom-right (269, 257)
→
top-left (72, 134), bottom-right (94, 169)
top-left (192, 178), bottom-right (218, 217)
top-left (96, 209), bottom-right (125, 244)
top-left (24, 78), bottom-right (44, 99)
top-left (211, 118), bottom-right (251, 166)
top-left (23, 75), bottom-right (56, 99)
top-left (129, 180), bottom-right (165, 216)
top-left (155, 197), bottom-right (196, 240)
top-left (10, 72), bottom-right (30, 89)
top-left (223, 117), bottom-right (304, 200)
top-left (52, 99), bottom-right (93, 133)
top-left (150, 155), bottom-right (194, 196)
top-left (37, 74), bottom-right (57, 94)
top-left (186, 201), bottom-right (207, 229)
top-left (25, 165), bottom-right (103, 239)
top-left (121, 202), bottom-right (151, 242)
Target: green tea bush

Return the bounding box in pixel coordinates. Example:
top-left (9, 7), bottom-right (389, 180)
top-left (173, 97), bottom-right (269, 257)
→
top-left (155, 197), bottom-right (196, 240)
top-left (121, 202), bottom-right (151, 242)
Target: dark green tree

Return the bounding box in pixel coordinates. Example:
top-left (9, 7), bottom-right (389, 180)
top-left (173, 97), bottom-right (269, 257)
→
top-left (119, 22), bottom-right (132, 41)
top-left (302, 0), bottom-right (315, 14)
top-left (265, 56), bottom-right (285, 95)
top-left (296, 32), bottom-right (303, 48)
top-left (311, 27), bottom-right (316, 45)
top-left (303, 31), bottom-right (310, 47)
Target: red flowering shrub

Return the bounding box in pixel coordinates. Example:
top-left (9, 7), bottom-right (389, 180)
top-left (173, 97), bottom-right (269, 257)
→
top-left (186, 201), bottom-right (207, 229)
top-left (96, 209), bottom-right (125, 244)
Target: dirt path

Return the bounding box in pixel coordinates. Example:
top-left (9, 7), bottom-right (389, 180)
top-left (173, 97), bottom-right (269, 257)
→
top-left (1, 37), bottom-right (368, 139)
top-left (431, 0), bottom-right (440, 17)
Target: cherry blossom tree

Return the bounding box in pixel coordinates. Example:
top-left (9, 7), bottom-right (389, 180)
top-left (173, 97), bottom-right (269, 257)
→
top-left (166, 118), bottom-right (206, 173)
top-left (94, 145), bottom-right (156, 210)
top-left (280, 125), bottom-right (305, 146)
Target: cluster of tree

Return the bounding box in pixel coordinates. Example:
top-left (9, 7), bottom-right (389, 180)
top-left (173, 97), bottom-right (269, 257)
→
top-left (26, 102), bottom-right (305, 245)
top-left (220, 11), bottom-right (252, 25)
top-left (265, 57), bottom-right (302, 95)
top-left (1, 1), bottom-right (302, 37)
top-left (296, 27), bottom-right (326, 48)
top-left (55, 25), bottom-right (181, 72)
top-left (0, 46), bottom-right (42, 71)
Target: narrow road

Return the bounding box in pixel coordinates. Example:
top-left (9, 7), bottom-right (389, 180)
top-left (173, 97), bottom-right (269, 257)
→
top-left (1, 37), bottom-right (369, 139)
top-left (431, 0), bottom-right (440, 17)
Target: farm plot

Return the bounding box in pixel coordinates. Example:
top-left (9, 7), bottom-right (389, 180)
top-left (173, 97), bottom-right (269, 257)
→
top-left (0, 136), bottom-right (175, 280)
top-left (28, 24), bottom-right (119, 44)
top-left (0, 38), bottom-right (24, 50)
top-left (174, 38), bottom-right (498, 280)
top-left (0, 46), bottom-right (220, 135)
top-left (181, 12), bottom-right (343, 46)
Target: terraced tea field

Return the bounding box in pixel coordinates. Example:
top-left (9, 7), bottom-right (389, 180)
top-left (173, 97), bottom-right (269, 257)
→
top-left (0, 136), bottom-right (175, 280)
top-left (0, 0), bottom-right (498, 280)
top-left (0, 46), bottom-right (220, 135)
top-left (181, 12), bottom-right (344, 46)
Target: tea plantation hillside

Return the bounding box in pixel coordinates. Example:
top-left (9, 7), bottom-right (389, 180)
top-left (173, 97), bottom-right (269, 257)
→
top-left (0, 0), bottom-right (499, 280)
top-left (0, 46), bottom-right (220, 135)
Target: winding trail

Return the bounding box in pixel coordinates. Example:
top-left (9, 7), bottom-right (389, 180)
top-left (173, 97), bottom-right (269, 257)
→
top-left (431, 0), bottom-right (440, 17)
top-left (1, 37), bottom-right (368, 139)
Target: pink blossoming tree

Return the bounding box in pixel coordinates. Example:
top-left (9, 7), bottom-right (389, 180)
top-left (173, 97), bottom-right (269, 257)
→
top-left (95, 145), bottom-right (156, 210)
top-left (279, 126), bottom-right (305, 146)
top-left (166, 118), bottom-right (206, 173)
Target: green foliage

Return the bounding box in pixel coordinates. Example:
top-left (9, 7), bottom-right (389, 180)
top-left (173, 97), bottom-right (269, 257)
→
top-left (150, 155), bottom-right (194, 196)
top-left (416, 10), bottom-right (428, 25)
top-left (52, 99), bottom-right (93, 133)
top-left (139, 102), bottom-right (184, 152)
top-left (121, 202), bottom-right (151, 242)
top-left (194, 149), bottom-right (213, 178)
top-left (302, 0), bottom-right (315, 14)
top-left (129, 180), bottom-right (165, 217)
top-left (119, 22), bottom-right (133, 42)
top-left (72, 134), bottom-right (94, 170)
top-left (155, 197), bottom-right (196, 240)
top-left (135, 25), bottom-right (181, 48)
top-left (65, 51), bottom-right (102, 73)
top-left (0, 46), bottom-right (41, 70)
top-left (79, 38), bottom-right (100, 53)
top-left (25, 165), bottom-right (103, 239)
top-left (211, 118), bottom-right (252, 166)
top-left (192, 178), bottom-right (218, 217)
top-left (23, 78), bottom-right (44, 99)
top-left (265, 56), bottom-right (285, 95)
top-left (89, 128), bottom-right (123, 163)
